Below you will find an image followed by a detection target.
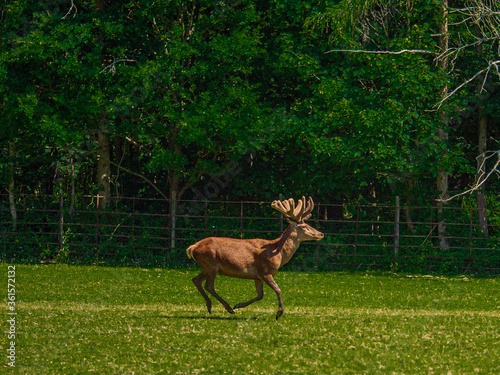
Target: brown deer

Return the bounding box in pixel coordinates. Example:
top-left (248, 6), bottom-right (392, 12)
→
top-left (186, 196), bottom-right (324, 320)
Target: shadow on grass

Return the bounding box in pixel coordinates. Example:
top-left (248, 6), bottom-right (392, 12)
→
top-left (158, 315), bottom-right (260, 321)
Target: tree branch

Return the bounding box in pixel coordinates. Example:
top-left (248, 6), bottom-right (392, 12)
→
top-left (61, 0), bottom-right (77, 20)
top-left (100, 58), bottom-right (136, 74)
top-left (435, 60), bottom-right (500, 108)
top-left (325, 48), bottom-right (439, 55)
top-left (439, 150), bottom-right (500, 202)
top-left (109, 160), bottom-right (169, 200)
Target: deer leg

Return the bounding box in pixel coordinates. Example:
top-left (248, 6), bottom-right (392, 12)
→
top-left (204, 273), bottom-right (235, 315)
top-left (192, 272), bottom-right (212, 313)
top-left (233, 279), bottom-right (264, 310)
top-left (262, 275), bottom-right (284, 320)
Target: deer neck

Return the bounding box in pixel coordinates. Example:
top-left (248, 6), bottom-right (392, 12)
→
top-left (274, 224), bottom-right (301, 267)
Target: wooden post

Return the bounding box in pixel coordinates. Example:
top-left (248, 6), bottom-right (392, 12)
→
top-left (240, 200), bottom-right (244, 238)
top-left (96, 194), bottom-right (100, 251)
top-left (170, 191), bottom-right (176, 249)
top-left (279, 194), bottom-right (283, 234)
top-left (315, 201), bottom-right (320, 267)
top-left (23, 197), bottom-right (27, 238)
top-left (204, 199), bottom-right (208, 236)
top-left (429, 205), bottom-right (433, 271)
top-left (469, 206), bottom-right (473, 256)
top-left (8, 142), bottom-right (17, 231)
top-left (132, 197), bottom-right (136, 260)
top-left (393, 196), bottom-right (400, 267)
top-left (58, 189), bottom-right (64, 253)
top-left (354, 201), bottom-right (360, 257)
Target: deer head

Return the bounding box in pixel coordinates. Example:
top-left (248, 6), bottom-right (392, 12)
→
top-left (271, 196), bottom-right (324, 242)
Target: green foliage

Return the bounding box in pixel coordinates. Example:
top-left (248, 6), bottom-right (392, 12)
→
top-left (1, 0), bottom-right (499, 267)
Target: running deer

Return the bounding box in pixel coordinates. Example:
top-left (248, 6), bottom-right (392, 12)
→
top-left (186, 196), bottom-right (324, 320)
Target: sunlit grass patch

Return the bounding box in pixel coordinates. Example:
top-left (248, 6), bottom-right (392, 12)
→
top-left (3, 264), bottom-right (499, 374)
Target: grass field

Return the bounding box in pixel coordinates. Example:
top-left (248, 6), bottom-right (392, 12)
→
top-left (1, 264), bottom-right (499, 374)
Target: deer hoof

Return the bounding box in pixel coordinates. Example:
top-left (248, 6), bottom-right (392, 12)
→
top-left (275, 310), bottom-right (283, 320)
top-left (233, 303), bottom-right (242, 310)
top-left (228, 309), bottom-right (235, 314)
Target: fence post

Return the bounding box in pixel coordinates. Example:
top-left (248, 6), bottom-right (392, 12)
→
top-left (204, 199), bottom-right (208, 236)
top-left (393, 196), bottom-right (400, 267)
top-left (469, 206), bottom-right (473, 256)
top-left (132, 197), bottom-right (136, 260)
top-left (240, 200), bottom-right (244, 238)
top-left (354, 201), bottom-right (360, 257)
top-left (57, 190), bottom-right (64, 253)
top-left (170, 191), bottom-right (176, 249)
top-left (23, 196), bottom-right (27, 239)
top-left (96, 194), bottom-right (100, 251)
top-left (315, 201), bottom-right (320, 267)
top-left (279, 193), bottom-right (283, 234)
top-left (429, 206), bottom-right (433, 271)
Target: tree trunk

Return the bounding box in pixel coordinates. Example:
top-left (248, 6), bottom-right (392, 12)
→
top-left (69, 155), bottom-right (76, 216)
top-left (476, 109), bottom-right (489, 237)
top-left (95, 0), bottom-right (106, 11)
top-left (95, 0), bottom-right (111, 209)
top-left (437, 0), bottom-right (449, 251)
top-left (8, 142), bottom-right (17, 231)
top-left (97, 121), bottom-right (111, 209)
top-left (475, 24), bottom-right (489, 238)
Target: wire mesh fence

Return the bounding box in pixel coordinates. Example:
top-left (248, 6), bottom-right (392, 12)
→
top-left (1, 194), bottom-right (499, 273)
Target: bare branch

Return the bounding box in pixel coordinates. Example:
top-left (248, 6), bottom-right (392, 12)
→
top-left (100, 58), bottom-right (136, 74)
top-left (109, 160), bottom-right (169, 200)
top-left (439, 150), bottom-right (500, 202)
top-left (124, 137), bottom-right (148, 150)
top-left (436, 38), bottom-right (494, 62)
top-left (451, 2), bottom-right (500, 39)
top-left (323, 1), bottom-right (500, 110)
top-left (436, 60), bottom-right (500, 108)
top-left (61, 0), bottom-right (77, 20)
top-left (325, 48), bottom-right (439, 55)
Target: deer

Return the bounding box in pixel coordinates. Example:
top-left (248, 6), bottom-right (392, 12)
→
top-left (186, 196), bottom-right (324, 320)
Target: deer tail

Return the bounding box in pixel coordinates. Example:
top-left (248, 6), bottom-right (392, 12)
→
top-left (186, 245), bottom-right (196, 260)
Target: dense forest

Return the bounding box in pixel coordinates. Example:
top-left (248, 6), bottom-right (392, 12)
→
top-left (1, 0), bottom-right (499, 223)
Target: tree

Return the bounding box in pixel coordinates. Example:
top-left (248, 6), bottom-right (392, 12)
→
top-left (97, 1), bottom-right (276, 213)
top-left (95, 0), bottom-right (112, 208)
top-left (306, 0), bottom-right (499, 228)
top-left (437, 0), bottom-right (450, 250)
top-left (305, 0), bottom-right (456, 204)
top-left (436, 0), bottom-right (500, 236)
top-left (1, 0), bottom-right (497, 217)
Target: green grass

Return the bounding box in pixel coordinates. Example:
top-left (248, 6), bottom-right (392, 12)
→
top-left (1, 264), bottom-right (499, 374)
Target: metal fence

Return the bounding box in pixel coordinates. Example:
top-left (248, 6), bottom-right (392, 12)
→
top-left (1, 194), bottom-right (499, 273)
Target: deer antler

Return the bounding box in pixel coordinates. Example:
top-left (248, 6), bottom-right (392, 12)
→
top-left (271, 196), bottom-right (314, 222)
top-left (302, 197), bottom-right (314, 221)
